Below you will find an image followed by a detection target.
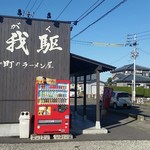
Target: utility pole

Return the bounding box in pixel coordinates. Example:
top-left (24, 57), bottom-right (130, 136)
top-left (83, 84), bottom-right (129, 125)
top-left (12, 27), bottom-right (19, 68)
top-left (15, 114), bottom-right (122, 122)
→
top-left (131, 34), bottom-right (138, 103)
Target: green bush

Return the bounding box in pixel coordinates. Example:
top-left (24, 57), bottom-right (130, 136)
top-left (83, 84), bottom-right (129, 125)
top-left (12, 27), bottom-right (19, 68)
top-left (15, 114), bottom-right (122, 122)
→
top-left (136, 87), bottom-right (145, 97)
top-left (109, 86), bottom-right (132, 95)
top-left (108, 86), bottom-right (150, 97)
top-left (144, 89), bottom-right (150, 97)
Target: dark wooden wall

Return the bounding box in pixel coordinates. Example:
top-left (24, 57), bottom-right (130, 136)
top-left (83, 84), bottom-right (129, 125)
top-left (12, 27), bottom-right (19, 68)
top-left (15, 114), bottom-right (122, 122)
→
top-left (0, 16), bottom-right (70, 122)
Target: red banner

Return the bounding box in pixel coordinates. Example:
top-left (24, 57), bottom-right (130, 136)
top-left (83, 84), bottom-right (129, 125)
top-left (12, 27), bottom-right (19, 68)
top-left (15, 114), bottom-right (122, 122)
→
top-left (103, 87), bottom-right (113, 109)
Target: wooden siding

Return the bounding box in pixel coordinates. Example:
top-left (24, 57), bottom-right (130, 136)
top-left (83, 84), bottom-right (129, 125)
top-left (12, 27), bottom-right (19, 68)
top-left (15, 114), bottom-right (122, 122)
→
top-left (0, 16), bottom-right (70, 122)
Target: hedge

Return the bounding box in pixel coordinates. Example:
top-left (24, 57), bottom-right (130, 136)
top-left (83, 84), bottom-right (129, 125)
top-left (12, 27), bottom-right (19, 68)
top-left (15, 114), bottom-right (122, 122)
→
top-left (144, 89), bottom-right (150, 97)
top-left (108, 86), bottom-right (150, 97)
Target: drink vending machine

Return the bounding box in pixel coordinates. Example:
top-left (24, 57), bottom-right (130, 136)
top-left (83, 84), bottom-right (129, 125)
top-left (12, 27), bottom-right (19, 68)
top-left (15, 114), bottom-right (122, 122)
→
top-left (34, 77), bottom-right (70, 135)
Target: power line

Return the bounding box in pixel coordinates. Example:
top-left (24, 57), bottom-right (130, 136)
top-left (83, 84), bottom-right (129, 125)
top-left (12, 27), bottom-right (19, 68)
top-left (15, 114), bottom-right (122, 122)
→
top-left (137, 33), bottom-right (150, 38)
top-left (137, 33), bottom-right (150, 42)
top-left (136, 30), bottom-right (150, 35)
top-left (24, 0), bottom-right (32, 12)
top-left (29, 0), bottom-right (38, 12)
top-left (56, 0), bottom-right (73, 20)
top-left (71, 0), bottom-right (128, 40)
top-left (127, 30), bottom-right (150, 37)
top-left (138, 48), bottom-right (150, 56)
top-left (77, 0), bottom-right (106, 22)
top-left (110, 53), bottom-right (131, 65)
top-left (72, 40), bottom-right (92, 46)
top-left (138, 37), bottom-right (150, 41)
top-left (34, 0), bottom-right (44, 14)
top-left (72, 40), bottom-right (130, 66)
top-left (77, 0), bottom-right (101, 21)
top-left (72, 40), bottom-right (125, 47)
top-left (71, 0), bottom-right (106, 29)
top-left (126, 32), bottom-right (150, 45)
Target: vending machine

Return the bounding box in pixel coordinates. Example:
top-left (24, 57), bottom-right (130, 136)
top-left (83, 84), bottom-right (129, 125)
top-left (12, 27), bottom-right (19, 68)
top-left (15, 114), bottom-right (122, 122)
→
top-left (34, 77), bottom-right (70, 135)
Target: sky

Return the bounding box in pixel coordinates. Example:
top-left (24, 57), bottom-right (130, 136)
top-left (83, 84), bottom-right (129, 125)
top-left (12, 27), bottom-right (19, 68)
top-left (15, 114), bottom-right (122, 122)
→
top-left (0, 0), bottom-right (150, 81)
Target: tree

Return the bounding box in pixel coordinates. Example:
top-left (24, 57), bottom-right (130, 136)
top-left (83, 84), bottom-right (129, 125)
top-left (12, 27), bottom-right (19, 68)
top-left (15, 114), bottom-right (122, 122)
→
top-left (106, 77), bottom-right (112, 86)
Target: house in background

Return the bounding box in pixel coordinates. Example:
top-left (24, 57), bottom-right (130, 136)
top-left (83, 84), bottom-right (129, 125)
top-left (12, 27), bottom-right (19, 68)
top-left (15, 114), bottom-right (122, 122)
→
top-left (85, 79), bottom-right (105, 98)
top-left (70, 74), bottom-right (105, 98)
top-left (111, 64), bottom-right (150, 88)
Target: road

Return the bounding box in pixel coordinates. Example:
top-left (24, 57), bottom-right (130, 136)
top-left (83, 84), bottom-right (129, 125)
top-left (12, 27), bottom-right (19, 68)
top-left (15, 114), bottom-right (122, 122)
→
top-left (70, 98), bottom-right (150, 140)
top-left (0, 98), bottom-right (150, 144)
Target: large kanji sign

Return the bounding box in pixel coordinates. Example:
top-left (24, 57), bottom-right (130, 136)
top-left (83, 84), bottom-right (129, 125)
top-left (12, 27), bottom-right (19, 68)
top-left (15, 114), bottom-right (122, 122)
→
top-left (0, 16), bottom-right (70, 100)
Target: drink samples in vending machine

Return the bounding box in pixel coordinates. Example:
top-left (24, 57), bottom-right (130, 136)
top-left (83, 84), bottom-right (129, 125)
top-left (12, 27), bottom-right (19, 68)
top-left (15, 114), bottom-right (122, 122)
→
top-left (34, 76), bottom-right (70, 135)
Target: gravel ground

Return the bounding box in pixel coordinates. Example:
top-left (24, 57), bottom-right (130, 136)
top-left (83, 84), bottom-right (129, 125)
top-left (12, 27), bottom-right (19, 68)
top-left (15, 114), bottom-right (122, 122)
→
top-left (0, 140), bottom-right (150, 150)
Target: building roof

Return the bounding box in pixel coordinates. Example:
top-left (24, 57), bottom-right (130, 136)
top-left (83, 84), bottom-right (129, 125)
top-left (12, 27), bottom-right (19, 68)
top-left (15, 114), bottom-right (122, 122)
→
top-left (70, 53), bottom-right (116, 76)
top-left (113, 74), bottom-right (150, 83)
top-left (78, 79), bottom-right (105, 84)
top-left (111, 64), bottom-right (150, 73)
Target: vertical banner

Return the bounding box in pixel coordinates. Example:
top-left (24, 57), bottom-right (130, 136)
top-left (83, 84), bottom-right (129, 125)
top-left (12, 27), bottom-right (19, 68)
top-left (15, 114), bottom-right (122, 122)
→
top-left (103, 87), bottom-right (113, 109)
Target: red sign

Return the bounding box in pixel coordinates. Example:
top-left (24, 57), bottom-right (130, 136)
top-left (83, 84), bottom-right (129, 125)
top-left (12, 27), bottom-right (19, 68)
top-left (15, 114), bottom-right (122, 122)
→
top-left (103, 87), bottom-right (113, 109)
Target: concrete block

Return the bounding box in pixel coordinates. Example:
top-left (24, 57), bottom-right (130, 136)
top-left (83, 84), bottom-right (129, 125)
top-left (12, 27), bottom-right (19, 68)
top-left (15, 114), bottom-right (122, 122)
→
top-left (137, 115), bottom-right (145, 121)
top-left (40, 135), bottom-right (51, 140)
top-left (30, 134), bottom-right (41, 140)
top-left (82, 128), bottom-right (108, 134)
top-left (63, 134), bottom-right (73, 139)
top-left (0, 124), bottom-right (19, 137)
top-left (53, 134), bottom-right (73, 140)
top-left (53, 134), bottom-right (63, 139)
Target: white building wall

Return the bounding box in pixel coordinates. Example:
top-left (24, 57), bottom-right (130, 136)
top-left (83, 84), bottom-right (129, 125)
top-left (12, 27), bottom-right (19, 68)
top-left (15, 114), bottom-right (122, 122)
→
top-left (86, 82), bottom-right (104, 98)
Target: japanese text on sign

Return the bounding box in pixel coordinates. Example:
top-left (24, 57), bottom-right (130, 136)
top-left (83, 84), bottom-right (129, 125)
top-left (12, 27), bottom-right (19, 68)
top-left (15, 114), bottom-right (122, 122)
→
top-left (0, 60), bottom-right (54, 69)
top-left (0, 22), bottom-right (64, 70)
top-left (5, 22), bottom-right (63, 55)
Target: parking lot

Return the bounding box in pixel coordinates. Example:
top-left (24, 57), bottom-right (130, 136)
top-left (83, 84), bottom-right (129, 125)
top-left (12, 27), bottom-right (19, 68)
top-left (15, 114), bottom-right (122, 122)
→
top-left (70, 97), bottom-right (150, 140)
top-left (0, 97), bottom-right (150, 144)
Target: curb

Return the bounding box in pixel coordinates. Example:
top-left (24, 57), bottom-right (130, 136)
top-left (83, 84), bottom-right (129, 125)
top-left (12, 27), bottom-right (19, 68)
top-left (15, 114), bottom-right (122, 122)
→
top-left (108, 109), bottom-right (145, 121)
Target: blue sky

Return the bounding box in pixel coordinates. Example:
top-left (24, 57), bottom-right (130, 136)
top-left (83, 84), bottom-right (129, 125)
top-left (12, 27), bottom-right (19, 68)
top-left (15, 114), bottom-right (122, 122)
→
top-left (0, 0), bottom-right (150, 81)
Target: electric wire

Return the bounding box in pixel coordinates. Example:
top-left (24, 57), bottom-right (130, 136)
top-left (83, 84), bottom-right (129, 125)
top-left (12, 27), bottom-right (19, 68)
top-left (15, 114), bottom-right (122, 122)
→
top-left (137, 33), bottom-right (150, 38)
top-left (77, 0), bottom-right (106, 22)
top-left (34, 0), bottom-right (44, 14)
top-left (72, 40), bottom-right (132, 65)
top-left (127, 30), bottom-right (150, 37)
top-left (56, 0), bottom-right (73, 20)
top-left (71, 0), bottom-right (128, 40)
top-left (72, 40), bottom-right (125, 47)
top-left (29, 0), bottom-right (38, 12)
top-left (72, 40), bottom-right (92, 46)
top-left (138, 37), bottom-right (150, 41)
top-left (24, 0), bottom-right (32, 12)
top-left (110, 52), bottom-right (131, 65)
top-left (127, 32), bottom-right (150, 43)
top-left (71, 0), bottom-right (106, 28)
top-left (76, 0), bottom-right (101, 21)
top-left (136, 30), bottom-right (150, 35)
top-left (138, 48), bottom-right (150, 56)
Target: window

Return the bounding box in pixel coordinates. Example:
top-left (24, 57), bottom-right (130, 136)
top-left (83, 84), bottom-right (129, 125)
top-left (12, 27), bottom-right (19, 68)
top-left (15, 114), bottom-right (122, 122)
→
top-left (117, 93), bottom-right (129, 98)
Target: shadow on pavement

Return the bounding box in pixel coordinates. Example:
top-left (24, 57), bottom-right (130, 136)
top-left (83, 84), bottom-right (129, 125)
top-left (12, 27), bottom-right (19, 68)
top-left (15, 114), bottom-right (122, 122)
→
top-left (70, 104), bottom-right (132, 131)
top-left (70, 101), bottom-right (150, 132)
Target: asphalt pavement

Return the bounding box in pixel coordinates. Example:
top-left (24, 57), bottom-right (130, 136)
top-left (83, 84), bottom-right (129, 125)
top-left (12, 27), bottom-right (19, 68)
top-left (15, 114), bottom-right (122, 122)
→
top-left (0, 98), bottom-right (150, 144)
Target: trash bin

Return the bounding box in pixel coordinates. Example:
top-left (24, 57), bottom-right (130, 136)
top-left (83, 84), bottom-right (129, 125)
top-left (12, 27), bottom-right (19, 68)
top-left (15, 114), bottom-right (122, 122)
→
top-left (19, 111), bottom-right (31, 138)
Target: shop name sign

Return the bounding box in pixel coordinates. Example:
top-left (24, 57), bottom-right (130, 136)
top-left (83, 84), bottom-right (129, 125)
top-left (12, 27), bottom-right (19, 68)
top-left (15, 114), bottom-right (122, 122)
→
top-left (0, 21), bottom-right (63, 69)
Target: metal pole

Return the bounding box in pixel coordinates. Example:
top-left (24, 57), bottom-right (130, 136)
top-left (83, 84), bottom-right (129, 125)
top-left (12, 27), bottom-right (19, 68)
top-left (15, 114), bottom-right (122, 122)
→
top-left (83, 75), bottom-right (87, 120)
top-left (95, 69), bottom-right (101, 129)
top-left (74, 76), bottom-right (77, 112)
top-left (132, 34), bottom-right (137, 103)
